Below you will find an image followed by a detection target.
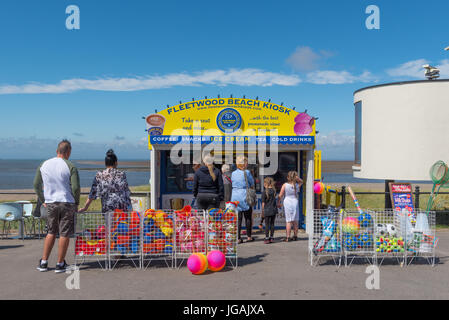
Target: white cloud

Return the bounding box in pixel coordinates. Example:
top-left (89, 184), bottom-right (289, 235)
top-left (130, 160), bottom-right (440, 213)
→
top-left (286, 46), bottom-right (335, 72)
top-left (437, 59), bottom-right (449, 77)
top-left (0, 64), bottom-right (384, 96)
top-left (286, 46), bottom-right (321, 72)
top-left (306, 70), bottom-right (375, 85)
top-left (386, 59), bottom-right (429, 79)
top-left (0, 69), bottom-right (301, 95)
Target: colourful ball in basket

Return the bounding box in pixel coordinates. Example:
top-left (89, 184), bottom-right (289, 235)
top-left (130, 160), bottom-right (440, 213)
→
top-left (208, 209), bottom-right (223, 221)
top-left (95, 225), bottom-right (106, 239)
top-left (164, 243), bottom-right (174, 254)
top-left (207, 250), bottom-right (226, 272)
top-left (358, 233), bottom-right (373, 248)
top-left (116, 222), bottom-right (129, 234)
top-left (130, 240), bottom-right (139, 254)
top-left (342, 217), bottom-right (360, 234)
top-left (187, 253), bottom-right (208, 275)
top-left (357, 213), bottom-right (373, 228)
top-left (344, 236), bottom-right (357, 250)
top-left (314, 182), bottom-right (325, 195)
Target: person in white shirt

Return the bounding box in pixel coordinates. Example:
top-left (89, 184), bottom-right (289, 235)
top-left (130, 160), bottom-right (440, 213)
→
top-left (33, 140), bottom-right (80, 273)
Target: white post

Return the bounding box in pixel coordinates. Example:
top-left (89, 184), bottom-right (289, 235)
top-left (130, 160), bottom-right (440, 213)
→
top-left (150, 148), bottom-right (157, 210)
top-left (306, 149), bottom-right (314, 235)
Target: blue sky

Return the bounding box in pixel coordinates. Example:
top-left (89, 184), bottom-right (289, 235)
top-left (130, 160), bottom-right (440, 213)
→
top-left (1, 0), bottom-right (449, 160)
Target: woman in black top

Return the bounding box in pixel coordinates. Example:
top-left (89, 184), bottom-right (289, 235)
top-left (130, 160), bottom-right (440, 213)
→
top-left (262, 177), bottom-right (277, 244)
top-left (193, 155), bottom-right (224, 210)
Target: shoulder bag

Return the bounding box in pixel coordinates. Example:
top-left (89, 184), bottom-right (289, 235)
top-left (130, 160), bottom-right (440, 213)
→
top-left (243, 170), bottom-right (257, 207)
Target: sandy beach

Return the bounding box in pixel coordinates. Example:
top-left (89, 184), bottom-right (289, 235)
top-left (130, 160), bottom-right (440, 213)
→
top-left (321, 161), bottom-right (353, 173)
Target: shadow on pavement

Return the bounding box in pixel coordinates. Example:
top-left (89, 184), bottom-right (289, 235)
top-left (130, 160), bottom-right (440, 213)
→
top-left (0, 245), bottom-right (24, 250)
top-left (238, 253), bottom-right (268, 267)
top-left (74, 260), bottom-right (109, 271)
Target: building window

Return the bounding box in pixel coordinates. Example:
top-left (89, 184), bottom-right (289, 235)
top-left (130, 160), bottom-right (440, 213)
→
top-left (354, 101), bottom-right (362, 165)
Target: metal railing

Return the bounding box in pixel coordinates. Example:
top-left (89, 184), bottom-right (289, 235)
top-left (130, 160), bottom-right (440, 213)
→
top-left (317, 186), bottom-right (449, 211)
top-left (0, 191), bottom-right (151, 239)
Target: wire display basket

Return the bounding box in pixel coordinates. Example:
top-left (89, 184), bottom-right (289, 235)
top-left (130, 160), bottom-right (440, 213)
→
top-left (174, 207), bottom-right (207, 268)
top-left (207, 202), bottom-right (238, 269)
top-left (309, 207), bottom-right (342, 267)
top-left (142, 209), bottom-right (175, 269)
top-left (406, 210), bottom-right (437, 267)
top-left (373, 209), bottom-right (407, 266)
top-left (343, 209), bottom-right (375, 267)
top-left (74, 212), bottom-right (108, 270)
top-left (108, 210), bottom-right (142, 269)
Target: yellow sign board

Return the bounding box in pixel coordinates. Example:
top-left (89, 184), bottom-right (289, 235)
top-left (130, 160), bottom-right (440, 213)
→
top-left (147, 98), bottom-right (316, 148)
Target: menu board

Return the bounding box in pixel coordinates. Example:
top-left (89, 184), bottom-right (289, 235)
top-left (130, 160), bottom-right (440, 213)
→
top-left (389, 183), bottom-right (414, 214)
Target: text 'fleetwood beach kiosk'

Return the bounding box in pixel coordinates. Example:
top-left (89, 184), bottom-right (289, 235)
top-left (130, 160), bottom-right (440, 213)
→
top-left (146, 97), bottom-right (317, 232)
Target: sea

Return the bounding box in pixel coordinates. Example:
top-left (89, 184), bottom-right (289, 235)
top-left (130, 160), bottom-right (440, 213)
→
top-left (0, 159), bottom-right (389, 190)
top-left (0, 160), bottom-right (151, 190)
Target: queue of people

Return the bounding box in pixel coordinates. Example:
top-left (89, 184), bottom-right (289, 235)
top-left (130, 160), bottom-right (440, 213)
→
top-left (192, 154), bottom-right (305, 244)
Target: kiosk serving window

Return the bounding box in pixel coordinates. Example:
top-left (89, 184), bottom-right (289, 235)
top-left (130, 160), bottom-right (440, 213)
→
top-left (161, 150), bottom-right (299, 195)
top-left (268, 152), bottom-right (299, 192)
top-left (162, 151), bottom-right (196, 193)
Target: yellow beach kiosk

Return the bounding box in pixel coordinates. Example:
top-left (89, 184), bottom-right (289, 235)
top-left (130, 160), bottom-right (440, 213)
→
top-left (146, 97), bottom-right (316, 232)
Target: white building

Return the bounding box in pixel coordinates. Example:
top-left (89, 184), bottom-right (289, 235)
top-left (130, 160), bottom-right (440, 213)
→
top-left (353, 79), bottom-right (449, 181)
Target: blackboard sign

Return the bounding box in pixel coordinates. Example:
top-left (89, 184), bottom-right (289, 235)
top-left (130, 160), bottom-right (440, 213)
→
top-left (389, 183), bottom-right (415, 214)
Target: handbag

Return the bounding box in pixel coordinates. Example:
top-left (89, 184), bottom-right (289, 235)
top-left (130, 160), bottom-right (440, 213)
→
top-left (243, 170), bottom-right (257, 207)
top-left (32, 198), bottom-right (42, 218)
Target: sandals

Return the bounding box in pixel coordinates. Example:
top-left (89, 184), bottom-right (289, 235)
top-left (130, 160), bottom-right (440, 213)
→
top-left (283, 237), bottom-right (291, 242)
top-left (238, 239), bottom-right (244, 244)
top-left (246, 237), bottom-right (255, 242)
top-left (292, 236), bottom-right (298, 241)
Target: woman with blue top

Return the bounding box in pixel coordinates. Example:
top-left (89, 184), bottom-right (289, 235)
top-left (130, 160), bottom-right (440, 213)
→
top-left (231, 156), bottom-right (255, 243)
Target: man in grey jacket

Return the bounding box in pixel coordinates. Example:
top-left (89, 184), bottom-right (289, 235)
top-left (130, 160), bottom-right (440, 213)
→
top-left (34, 140), bottom-right (80, 273)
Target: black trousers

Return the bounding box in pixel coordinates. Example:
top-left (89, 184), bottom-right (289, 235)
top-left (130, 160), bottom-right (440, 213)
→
top-left (196, 193), bottom-right (220, 210)
top-left (238, 208), bottom-right (253, 239)
top-left (264, 215), bottom-right (276, 239)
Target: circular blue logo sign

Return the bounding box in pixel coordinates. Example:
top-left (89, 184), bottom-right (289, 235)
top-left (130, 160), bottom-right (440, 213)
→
top-left (217, 108), bottom-right (243, 133)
